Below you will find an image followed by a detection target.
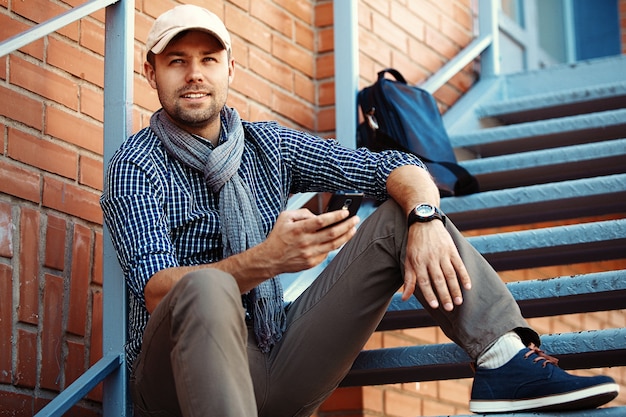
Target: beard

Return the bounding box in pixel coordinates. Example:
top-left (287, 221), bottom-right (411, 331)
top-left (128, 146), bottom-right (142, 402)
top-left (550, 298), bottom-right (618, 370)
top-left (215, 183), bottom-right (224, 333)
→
top-left (158, 84), bottom-right (228, 132)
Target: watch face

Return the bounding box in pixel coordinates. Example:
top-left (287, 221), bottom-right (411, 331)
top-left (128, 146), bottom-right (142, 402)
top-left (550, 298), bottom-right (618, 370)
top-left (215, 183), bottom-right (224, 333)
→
top-left (416, 204), bottom-right (435, 217)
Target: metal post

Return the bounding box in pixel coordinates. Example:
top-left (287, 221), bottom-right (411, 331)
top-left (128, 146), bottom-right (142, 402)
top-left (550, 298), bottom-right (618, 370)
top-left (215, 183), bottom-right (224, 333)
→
top-left (333, 0), bottom-right (359, 148)
top-left (479, 0), bottom-right (500, 77)
top-left (102, 0), bottom-right (134, 415)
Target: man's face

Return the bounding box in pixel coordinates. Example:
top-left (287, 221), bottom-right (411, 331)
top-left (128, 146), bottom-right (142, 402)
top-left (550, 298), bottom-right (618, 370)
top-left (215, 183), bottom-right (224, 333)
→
top-left (144, 30), bottom-right (234, 136)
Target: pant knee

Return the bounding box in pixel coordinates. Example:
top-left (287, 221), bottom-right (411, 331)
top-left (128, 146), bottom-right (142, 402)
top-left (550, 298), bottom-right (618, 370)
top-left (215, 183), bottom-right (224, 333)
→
top-left (170, 269), bottom-right (245, 327)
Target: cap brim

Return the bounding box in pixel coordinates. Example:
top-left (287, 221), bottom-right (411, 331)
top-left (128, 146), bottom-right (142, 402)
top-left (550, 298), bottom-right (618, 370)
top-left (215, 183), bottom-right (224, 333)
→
top-left (149, 27), bottom-right (228, 54)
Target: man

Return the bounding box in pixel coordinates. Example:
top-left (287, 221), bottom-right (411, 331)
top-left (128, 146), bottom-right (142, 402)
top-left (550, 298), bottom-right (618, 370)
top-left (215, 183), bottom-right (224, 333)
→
top-left (100, 5), bottom-right (618, 417)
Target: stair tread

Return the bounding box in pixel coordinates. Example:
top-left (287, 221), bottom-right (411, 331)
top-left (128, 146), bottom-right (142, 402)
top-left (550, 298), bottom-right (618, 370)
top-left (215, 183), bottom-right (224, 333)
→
top-left (450, 109), bottom-right (626, 157)
top-left (381, 269), bottom-right (626, 331)
top-left (476, 81), bottom-right (626, 122)
top-left (441, 174), bottom-right (626, 229)
top-left (459, 138), bottom-right (626, 175)
top-left (466, 219), bottom-right (626, 270)
top-left (343, 328), bottom-right (626, 386)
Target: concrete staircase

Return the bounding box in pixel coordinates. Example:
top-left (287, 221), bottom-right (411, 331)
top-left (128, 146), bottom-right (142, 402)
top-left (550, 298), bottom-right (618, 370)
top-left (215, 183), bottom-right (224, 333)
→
top-left (342, 55), bottom-right (626, 416)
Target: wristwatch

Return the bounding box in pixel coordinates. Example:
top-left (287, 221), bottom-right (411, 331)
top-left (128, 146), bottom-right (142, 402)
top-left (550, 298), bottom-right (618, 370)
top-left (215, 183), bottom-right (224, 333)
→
top-left (407, 203), bottom-right (446, 226)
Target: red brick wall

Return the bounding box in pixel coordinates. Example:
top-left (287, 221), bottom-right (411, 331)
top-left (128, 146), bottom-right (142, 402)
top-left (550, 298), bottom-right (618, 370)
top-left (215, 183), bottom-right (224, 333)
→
top-left (0, 1), bottom-right (625, 416)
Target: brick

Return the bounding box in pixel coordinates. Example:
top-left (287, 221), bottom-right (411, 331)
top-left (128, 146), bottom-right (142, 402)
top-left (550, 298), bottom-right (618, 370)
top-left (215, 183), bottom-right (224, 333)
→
top-left (40, 273), bottom-right (64, 391)
top-left (7, 128), bottom-right (78, 179)
top-left (318, 387), bottom-right (362, 411)
top-left (295, 72), bottom-right (315, 103)
top-left (79, 155), bottom-right (103, 191)
top-left (134, 75), bottom-right (161, 113)
top-left (92, 231), bottom-right (103, 285)
top-left (79, 86), bottom-right (104, 122)
top-left (390, 3), bottom-right (425, 42)
top-left (373, 14), bottom-right (410, 54)
top-left (384, 389), bottom-right (422, 417)
top-left (87, 289), bottom-right (103, 402)
top-left (0, 56), bottom-right (5, 80)
top-left (42, 176), bottom-right (102, 224)
top-left (359, 27), bottom-right (392, 67)
top-left (65, 340), bottom-right (85, 387)
top-left (231, 68), bottom-right (273, 107)
top-left (425, 24), bottom-right (458, 61)
top-left (422, 397), bottom-right (457, 416)
top-left (251, 0), bottom-right (293, 37)
top-left (316, 107), bottom-right (335, 133)
top-left (0, 85), bottom-right (44, 130)
top-left (0, 264), bottom-right (12, 384)
top-left (45, 106), bottom-right (103, 155)
top-left (271, 89), bottom-right (315, 130)
top-left (46, 37), bottom-right (104, 87)
top-left (16, 329), bottom-right (37, 388)
top-left (295, 20), bottom-right (314, 50)
top-left (44, 215), bottom-right (66, 271)
top-left (314, 2), bottom-right (334, 27)
top-left (0, 201), bottom-right (13, 257)
top-left (0, 159), bottom-right (41, 204)
top-left (0, 13), bottom-right (45, 60)
top-left (225, 4), bottom-right (272, 52)
top-left (67, 223), bottom-right (91, 336)
top-left (18, 207), bottom-right (40, 325)
top-left (318, 80), bottom-right (335, 107)
top-left (272, 35), bottom-right (314, 77)
top-left (9, 55), bottom-right (79, 111)
top-left (80, 17), bottom-right (105, 55)
top-left (317, 27), bottom-right (334, 53)
top-left (316, 53), bottom-right (334, 79)
top-left (0, 391), bottom-right (35, 417)
top-left (12, 0), bottom-right (79, 41)
top-left (249, 48), bottom-right (293, 92)
top-left (274, 0), bottom-right (313, 24)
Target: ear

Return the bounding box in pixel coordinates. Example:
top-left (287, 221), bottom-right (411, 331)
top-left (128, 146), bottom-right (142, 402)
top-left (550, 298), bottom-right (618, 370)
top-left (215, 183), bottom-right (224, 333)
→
top-left (144, 61), bottom-right (157, 89)
top-left (227, 58), bottom-right (235, 85)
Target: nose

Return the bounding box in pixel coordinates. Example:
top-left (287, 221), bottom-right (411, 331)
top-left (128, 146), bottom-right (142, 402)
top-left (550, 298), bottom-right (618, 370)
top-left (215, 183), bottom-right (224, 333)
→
top-left (186, 60), bottom-right (204, 83)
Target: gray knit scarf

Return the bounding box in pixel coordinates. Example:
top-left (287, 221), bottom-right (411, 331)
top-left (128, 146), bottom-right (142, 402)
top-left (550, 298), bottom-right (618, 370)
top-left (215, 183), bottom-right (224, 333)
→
top-left (150, 107), bottom-right (286, 353)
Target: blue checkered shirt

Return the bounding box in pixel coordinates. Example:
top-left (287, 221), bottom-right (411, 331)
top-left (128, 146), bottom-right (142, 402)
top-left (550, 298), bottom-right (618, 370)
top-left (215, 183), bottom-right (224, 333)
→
top-left (100, 117), bottom-right (425, 367)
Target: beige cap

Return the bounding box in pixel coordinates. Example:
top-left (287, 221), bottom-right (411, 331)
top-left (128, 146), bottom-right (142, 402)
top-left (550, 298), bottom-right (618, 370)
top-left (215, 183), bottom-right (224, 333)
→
top-left (146, 4), bottom-right (231, 54)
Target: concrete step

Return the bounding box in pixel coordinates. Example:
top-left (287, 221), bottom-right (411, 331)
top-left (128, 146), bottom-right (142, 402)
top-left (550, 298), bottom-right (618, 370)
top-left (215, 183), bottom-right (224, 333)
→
top-left (342, 328), bottom-right (626, 387)
top-left (379, 270), bottom-right (626, 331)
top-left (450, 109), bottom-right (626, 157)
top-left (476, 81), bottom-right (626, 124)
top-left (467, 219), bottom-right (626, 271)
top-left (441, 174), bottom-right (626, 230)
top-left (458, 138), bottom-right (626, 191)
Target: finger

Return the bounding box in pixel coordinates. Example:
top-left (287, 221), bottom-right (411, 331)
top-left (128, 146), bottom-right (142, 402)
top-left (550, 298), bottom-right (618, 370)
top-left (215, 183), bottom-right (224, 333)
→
top-left (401, 269), bottom-right (416, 301)
top-left (441, 260), bottom-right (463, 307)
top-left (315, 210), bottom-right (352, 231)
top-left (415, 265), bottom-right (439, 309)
top-left (452, 256), bottom-right (472, 290)
top-left (428, 266), bottom-right (454, 311)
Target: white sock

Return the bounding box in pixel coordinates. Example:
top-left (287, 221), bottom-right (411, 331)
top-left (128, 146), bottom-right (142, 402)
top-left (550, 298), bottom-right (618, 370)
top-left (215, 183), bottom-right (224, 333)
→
top-left (477, 332), bottom-right (525, 369)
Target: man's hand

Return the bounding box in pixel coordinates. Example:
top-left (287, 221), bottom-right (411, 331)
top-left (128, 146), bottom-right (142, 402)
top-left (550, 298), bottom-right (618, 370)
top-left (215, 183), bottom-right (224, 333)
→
top-left (402, 220), bottom-right (471, 311)
top-left (261, 208), bottom-right (360, 275)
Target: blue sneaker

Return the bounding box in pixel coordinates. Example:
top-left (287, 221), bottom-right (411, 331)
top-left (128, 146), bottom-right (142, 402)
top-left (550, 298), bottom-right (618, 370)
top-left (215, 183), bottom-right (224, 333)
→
top-left (470, 345), bottom-right (619, 413)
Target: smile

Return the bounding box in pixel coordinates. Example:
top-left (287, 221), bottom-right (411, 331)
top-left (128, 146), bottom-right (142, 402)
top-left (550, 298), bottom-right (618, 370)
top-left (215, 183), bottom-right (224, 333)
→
top-left (182, 92), bottom-right (208, 99)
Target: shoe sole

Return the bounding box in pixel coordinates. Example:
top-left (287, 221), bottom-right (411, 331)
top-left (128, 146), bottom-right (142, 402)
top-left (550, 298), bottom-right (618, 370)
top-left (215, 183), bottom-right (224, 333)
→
top-left (469, 382), bottom-right (619, 413)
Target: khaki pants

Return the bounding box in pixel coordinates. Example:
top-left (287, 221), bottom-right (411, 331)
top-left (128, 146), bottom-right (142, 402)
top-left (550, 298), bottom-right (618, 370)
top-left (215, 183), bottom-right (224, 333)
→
top-left (130, 200), bottom-right (536, 417)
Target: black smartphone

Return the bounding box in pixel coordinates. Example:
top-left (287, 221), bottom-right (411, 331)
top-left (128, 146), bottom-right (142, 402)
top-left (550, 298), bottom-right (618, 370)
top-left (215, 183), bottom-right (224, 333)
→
top-left (322, 190), bottom-right (364, 228)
